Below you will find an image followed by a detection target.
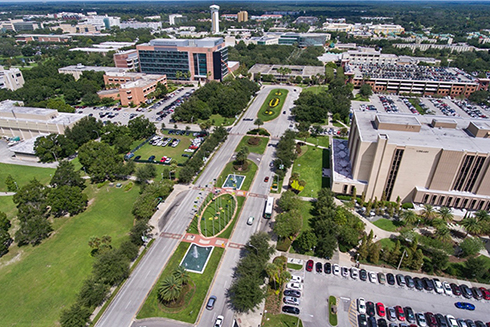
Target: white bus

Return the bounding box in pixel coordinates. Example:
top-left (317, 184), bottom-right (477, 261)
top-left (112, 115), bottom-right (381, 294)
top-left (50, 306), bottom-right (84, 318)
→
top-left (264, 196), bottom-right (274, 219)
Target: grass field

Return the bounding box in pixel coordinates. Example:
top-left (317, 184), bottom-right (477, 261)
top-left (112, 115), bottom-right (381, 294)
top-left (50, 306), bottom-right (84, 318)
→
top-left (263, 313), bottom-right (303, 327)
top-left (373, 218), bottom-right (399, 232)
top-left (0, 163), bottom-right (55, 192)
top-left (200, 194), bottom-right (236, 237)
top-left (303, 85), bottom-right (328, 95)
top-left (235, 135), bottom-right (269, 154)
top-left (137, 242), bottom-right (224, 323)
top-left (292, 146), bottom-right (329, 198)
top-left (133, 132), bottom-right (196, 165)
top-left (0, 182), bottom-right (138, 326)
top-left (0, 196), bottom-right (15, 219)
top-left (299, 136), bottom-right (330, 148)
top-left (257, 89), bottom-right (289, 122)
top-left (328, 296), bottom-right (338, 326)
top-left (217, 160), bottom-right (258, 192)
top-left (197, 114), bottom-right (234, 127)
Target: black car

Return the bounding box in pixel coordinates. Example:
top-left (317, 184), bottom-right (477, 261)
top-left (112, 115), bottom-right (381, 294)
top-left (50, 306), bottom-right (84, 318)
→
top-left (435, 314), bottom-right (448, 327)
top-left (134, 156), bottom-right (141, 161)
top-left (386, 273), bottom-right (395, 285)
top-left (358, 314), bottom-right (368, 327)
top-left (450, 283), bottom-right (462, 296)
top-left (413, 277), bottom-right (424, 291)
top-left (422, 277), bottom-right (434, 291)
top-left (360, 269), bottom-right (368, 281)
top-left (377, 318), bottom-right (387, 327)
top-left (405, 275), bottom-right (415, 289)
top-left (403, 307), bottom-right (415, 323)
top-left (460, 284), bottom-right (473, 299)
top-left (471, 287), bottom-right (483, 300)
top-left (466, 320), bottom-right (477, 327)
top-left (148, 155), bottom-right (155, 161)
top-left (324, 262), bottom-right (332, 274)
top-left (284, 290), bottom-right (301, 298)
top-left (366, 301), bottom-right (375, 317)
top-left (475, 321), bottom-right (486, 327)
top-left (368, 316), bottom-right (377, 327)
top-left (282, 305), bottom-right (300, 315)
top-left (396, 274), bottom-right (406, 287)
top-left (315, 262), bottom-right (323, 273)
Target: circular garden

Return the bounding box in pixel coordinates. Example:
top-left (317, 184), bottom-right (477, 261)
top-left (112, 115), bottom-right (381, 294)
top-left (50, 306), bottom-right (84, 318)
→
top-left (198, 193), bottom-right (237, 237)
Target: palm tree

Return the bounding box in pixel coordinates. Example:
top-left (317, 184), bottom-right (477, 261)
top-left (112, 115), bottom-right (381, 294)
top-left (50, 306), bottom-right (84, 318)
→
top-left (421, 204), bottom-right (437, 221)
top-left (400, 210), bottom-right (419, 226)
top-left (253, 118), bottom-right (263, 132)
top-left (438, 207), bottom-right (454, 223)
top-left (265, 263), bottom-right (280, 289)
top-left (434, 226), bottom-right (452, 243)
top-left (173, 265), bottom-right (190, 286)
top-left (158, 275), bottom-right (182, 303)
top-left (431, 218), bottom-right (447, 229)
top-left (461, 217), bottom-right (482, 236)
top-left (474, 210), bottom-right (490, 222)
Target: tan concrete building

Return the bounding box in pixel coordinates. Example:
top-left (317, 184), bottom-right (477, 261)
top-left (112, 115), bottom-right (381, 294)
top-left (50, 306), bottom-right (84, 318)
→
top-left (0, 67), bottom-right (25, 91)
top-left (98, 73), bottom-right (166, 106)
top-left (58, 64), bottom-right (130, 81)
top-left (332, 111), bottom-right (490, 211)
top-left (0, 100), bottom-right (84, 139)
top-left (113, 49), bottom-right (139, 69)
top-left (237, 11), bottom-right (248, 22)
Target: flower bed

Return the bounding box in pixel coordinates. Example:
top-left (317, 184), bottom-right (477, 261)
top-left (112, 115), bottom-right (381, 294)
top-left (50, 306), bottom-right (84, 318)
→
top-left (258, 89), bottom-right (289, 122)
top-left (269, 98), bottom-right (280, 108)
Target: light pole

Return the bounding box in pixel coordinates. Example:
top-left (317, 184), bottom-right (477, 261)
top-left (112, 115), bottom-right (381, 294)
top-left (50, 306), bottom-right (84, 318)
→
top-left (397, 249), bottom-right (408, 270)
top-left (93, 129), bottom-right (100, 139)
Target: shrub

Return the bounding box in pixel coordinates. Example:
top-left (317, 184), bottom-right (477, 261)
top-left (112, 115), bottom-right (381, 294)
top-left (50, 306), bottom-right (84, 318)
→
top-left (247, 137), bottom-right (260, 146)
top-left (336, 195), bottom-right (352, 201)
top-left (276, 237), bottom-right (292, 252)
top-left (401, 202), bottom-right (414, 209)
top-left (247, 128), bottom-right (270, 136)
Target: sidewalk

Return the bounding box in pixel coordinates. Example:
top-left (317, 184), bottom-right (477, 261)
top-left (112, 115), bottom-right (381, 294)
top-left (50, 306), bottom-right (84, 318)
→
top-left (148, 184), bottom-right (192, 233)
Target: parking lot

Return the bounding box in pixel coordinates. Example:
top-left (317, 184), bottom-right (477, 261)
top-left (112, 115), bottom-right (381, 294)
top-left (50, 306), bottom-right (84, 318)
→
top-left (352, 94), bottom-right (489, 121)
top-left (282, 261), bottom-right (490, 327)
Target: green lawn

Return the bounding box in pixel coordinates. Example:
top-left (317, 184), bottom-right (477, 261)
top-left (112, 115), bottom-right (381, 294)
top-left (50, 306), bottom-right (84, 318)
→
top-left (353, 94), bottom-right (370, 102)
top-left (379, 238), bottom-right (397, 251)
top-left (257, 89), bottom-right (289, 122)
top-left (133, 133), bottom-right (195, 165)
top-left (286, 263), bottom-right (303, 270)
top-left (216, 160), bottom-right (258, 192)
top-left (300, 136), bottom-right (330, 148)
top-left (200, 194), bottom-right (237, 237)
top-left (0, 163), bottom-right (55, 192)
top-left (137, 242), bottom-right (224, 323)
top-left (235, 135), bottom-right (269, 154)
top-left (197, 114), bottom-right (234, 127)
top-left (373, 218), bottom-right (399, 232)
top-left (292, 146), bottom-right (329, 198)
top-left (332, 121), bottom-right (344, 128)
top-left (328, 296), bottom-right (338, 326)
top-left (0, 196), bottom-right (15, 219)
top-left (0, 182), bottom-right (138, 326)
top-left (263, 313), bottom-right (303, 327)
top-left (303, 85), bottom-right (328, 95)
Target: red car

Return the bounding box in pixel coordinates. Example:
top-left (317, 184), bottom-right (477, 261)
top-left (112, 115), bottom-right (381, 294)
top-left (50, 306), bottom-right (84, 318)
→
top-left (376, 302), bottom-right (385, 317)
top-left (264, 176), bottom-right (269, 182)
top-left (479, 287), bottom-right (490, 300)
top-left (306, 260), bottom-right (313, 272)
top-left (395, 306), bottom-right (405, 321)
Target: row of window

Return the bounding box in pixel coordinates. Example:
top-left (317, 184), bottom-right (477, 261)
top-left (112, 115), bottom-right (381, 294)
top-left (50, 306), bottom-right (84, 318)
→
top-left (422, 193), bottom-right (490, 211)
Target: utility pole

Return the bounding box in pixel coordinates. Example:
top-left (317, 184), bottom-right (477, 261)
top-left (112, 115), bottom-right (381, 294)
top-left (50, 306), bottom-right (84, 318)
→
top-left (397, 249), bottom-right (407, 270)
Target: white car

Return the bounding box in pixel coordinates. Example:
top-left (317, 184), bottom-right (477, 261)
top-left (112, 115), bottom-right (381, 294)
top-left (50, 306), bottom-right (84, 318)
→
top-left (283, 296), bottom-right (300, 306)
top-left (416, 313), bottom-right (427, 327)
top-left (368, 271), bottom-right (378, 283)
top-left (214, 315), bottom-right (224, 327)
top-left (442, 281), bottom-right (452, 295)
top-left (290, 275), bottom-right (302, 283)
top-left (446, 315), bottom-right (458, 327)
top-left (358, 297), bottom-right (366, 314)
top-left (333, 264), bottom-right (340, 276)
top-left (286, 282), bottom-right (302, 290)
top-left (433, 279), bottom-right (444, 294)
top-left (341, 266), bottom-right (349, 278)
top-left (350, 267), bottom-right (359, 279)
top-left (247, 216), bottom-right (254, 225)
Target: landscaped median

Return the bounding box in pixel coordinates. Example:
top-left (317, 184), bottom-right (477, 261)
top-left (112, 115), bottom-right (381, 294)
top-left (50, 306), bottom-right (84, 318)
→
top-left (258, 89), bottom-right (289, 122)
top-left (328, 296), bottom-right (338, 326)
top-left (216, 159), bottom-right (258, 192)
top-left (137, 242), bottom-right (224, 323)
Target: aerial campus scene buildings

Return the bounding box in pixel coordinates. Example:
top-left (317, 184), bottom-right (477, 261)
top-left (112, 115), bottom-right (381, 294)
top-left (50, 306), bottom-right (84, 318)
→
top-left (2, 1), bottom-right (490, 327)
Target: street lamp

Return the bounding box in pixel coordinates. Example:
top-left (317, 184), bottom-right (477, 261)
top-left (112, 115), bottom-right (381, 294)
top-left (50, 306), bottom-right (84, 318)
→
top-left (397, 249), bottom-right (408, 270)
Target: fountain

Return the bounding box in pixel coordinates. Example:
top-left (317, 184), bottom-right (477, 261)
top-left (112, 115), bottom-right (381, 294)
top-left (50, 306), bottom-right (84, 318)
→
top-left (180, 243), bottom-right (214, 274)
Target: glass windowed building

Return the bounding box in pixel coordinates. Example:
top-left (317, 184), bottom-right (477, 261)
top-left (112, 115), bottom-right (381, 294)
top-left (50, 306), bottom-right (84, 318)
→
top-left (137, 37), bottom-right (228, 81)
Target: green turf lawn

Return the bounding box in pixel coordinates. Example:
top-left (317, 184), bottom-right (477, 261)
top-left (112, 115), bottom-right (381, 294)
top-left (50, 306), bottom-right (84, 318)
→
top-left (373, 218), bottom-right (398, 232)
top-left (303, 85), bottom-right (328, 95)
top-left (0, 182), bottom-right (138, 326)
top-left (198, 114), bottom-right (234, 126)
top-left (133, 133), bottom-right (195, 165)
top-left (263, 313), bottom-right (303, 327)
top-left (137, 242), bottom-right (224, 323)
top-left (0, 196), bottom-right (15, 219)
top-left (379, 238), bottom-right (396, 250)
top-left (200, 194), bottom-right (237, 237)
top-left (292, 146), bottom-right (329, 198)
top-left (216, 159), bottom-right (258, 192)
top-left (257, 89), bottom-right (289, 122)
top-left (235, 135), bottom-right (269, 154)
top-left (300, 136), bottom-right (330, 148)
top-left (0, 163), bottom-right (55, 192)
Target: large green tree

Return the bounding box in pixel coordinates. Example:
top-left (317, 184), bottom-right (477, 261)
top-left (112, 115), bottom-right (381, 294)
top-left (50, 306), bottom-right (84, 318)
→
top-left (48, 186), bottom-right (88, 217)
top-left (50, 160), bottom-right (85, 189)
top-left (78, 141), bottom-right (126, 183)
top-left (128, 116), bottom-right (156, 140)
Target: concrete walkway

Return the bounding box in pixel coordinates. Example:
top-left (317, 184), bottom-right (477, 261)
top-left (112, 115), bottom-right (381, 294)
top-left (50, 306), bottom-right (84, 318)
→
top-left (0, 192), bottom-right (15, 196)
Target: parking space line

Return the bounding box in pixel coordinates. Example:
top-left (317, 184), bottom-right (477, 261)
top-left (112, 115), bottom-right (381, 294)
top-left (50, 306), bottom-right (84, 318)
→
top-left (347, 299), bottom-right (357, 327)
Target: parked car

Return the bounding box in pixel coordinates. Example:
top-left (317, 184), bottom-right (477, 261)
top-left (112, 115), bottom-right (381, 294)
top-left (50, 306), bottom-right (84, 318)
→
top-left (479, 287), bottom-right (490, 300)
top-left (386, 273), bottom-right (395, 285)
top-left (433, 279), bottom-right (444, 294)
top-left (376, 302), bottom-right (386, 317)
top-left (341, 266), bottom-right (349, 278)
top-left (358, 298), bottom-right (367, 314)
top-left (366, 301), bottom-right (375, 317)
top-left (369, 271), bottom-right (378, 283)
top-left (351, 267), bottom-right (359, 279)
top-left (413, 277), bottom-right (424, 291)
top-left (443, 282), bottom-right (453, 295)
top-left (206, 295), bottom-right (217, 310)
top-left (405, 275), bottom-right (415, 289)
top-left (283, 296), bottom-right (300, 306)
top-left (368, 316), bottom-right (377, 327)
top-left (404, 307), bottom-right (415, 323)
top-left (315, 262), bottom-right (323, 273)
top-left (386, 307), bottom-right (396, 321)
top-left (450, 283), bottom-right (462, 296)
top-left (395, 306), bottom-right (405, 321)
top-left (460, 284), bottom-right (473, 299)
top-left (471, 287), bottom-right (483, 300)
top-left (416, 313), bottom-right (427, 327)
top-left (457, 318), bottom-right (468, 327)
top-left (446, 315), bottom-right (458, 327)
top-left (422, 278), bottom-right (434, 292)
top-left (306, 260), bottom-right (313, 272)
top-left (360, 269), bottom-right (368, 281)
top-left (425, 312), bottom-right (438, 327)
top-left (435, 313), bottom-right (449, 327)
top-left (282, 305), bottom-right (300, 315)
top-left (396, 274), bottom-right (406, 287)
top-left (324, 262), bottom-right (332, 274)
top-left (284, 290), bottom-right (301, 298)
top-left (286, 282), bottom-right (302, 290)
top-left (333, 264), bottom-right (340, 276)
top-left (378, 273), bottom-right (386, 285)
top-left (378, 318), bottom-right (388, 327)
top-left (359, 314), bottom-right (368, 327)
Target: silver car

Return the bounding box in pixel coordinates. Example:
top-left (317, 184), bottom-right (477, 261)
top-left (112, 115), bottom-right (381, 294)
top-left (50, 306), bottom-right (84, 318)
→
top-left (283, 296), bottom-right (300, 306)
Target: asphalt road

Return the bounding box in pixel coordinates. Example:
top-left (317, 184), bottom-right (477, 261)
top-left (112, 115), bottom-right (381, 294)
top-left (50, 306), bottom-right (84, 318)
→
top-left (300, 267), bottom-right (490, 327)
top-left (98, 85), bottom-right (296, 327)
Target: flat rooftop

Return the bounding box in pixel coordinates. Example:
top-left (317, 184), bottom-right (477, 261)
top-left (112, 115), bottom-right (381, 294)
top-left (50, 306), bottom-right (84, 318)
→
top-left (249, 64), bottom-right (325, 76)
top-left (59, 65), bottom-right (129, 73)
top-left (354, 111), bottom-right (490, 153)
top-left (0, 102), bottom-right (85, 125)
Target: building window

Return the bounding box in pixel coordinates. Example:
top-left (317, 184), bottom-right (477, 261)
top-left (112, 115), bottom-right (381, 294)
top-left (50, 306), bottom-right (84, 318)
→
top-left (423, 194), bottom-right (429, 203)
top-left (438, 196), bottom-right (445, 206)
top-left (464, 156), bottom-right (486, 192)
top-left (470, 199), bottom-right (477, 210)
top-left (343, 185), bottom-right (348, 194)
top-left (350, 185), bottom-right (355, 195)
top-left (446, 197), bottom-right (453, 207)
top-left (462, 198), bottom-right (469, 209)
top-left (453, 155), bottom-right (475, 191)
top-left (478, 201), bottom-right (484, 210)
top-left (384, 149), bottom-right (404, 201)
top-left (454, 198), bottom-right (461, 208)
top-left (486, 202), bottom-right (490, 211)
top-left (431, 195), bottom-right (437, 205)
